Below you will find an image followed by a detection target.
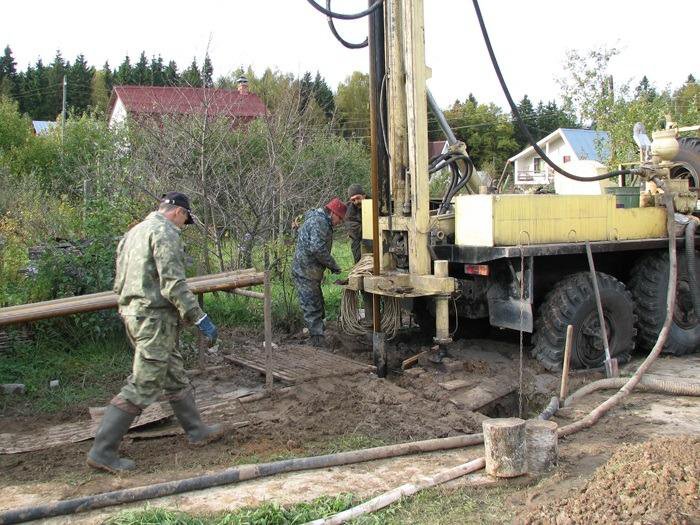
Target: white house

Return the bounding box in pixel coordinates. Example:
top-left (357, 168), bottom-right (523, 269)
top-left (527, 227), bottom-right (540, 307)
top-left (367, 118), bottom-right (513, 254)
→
top-left (509, 128), bottom-right (610, 185)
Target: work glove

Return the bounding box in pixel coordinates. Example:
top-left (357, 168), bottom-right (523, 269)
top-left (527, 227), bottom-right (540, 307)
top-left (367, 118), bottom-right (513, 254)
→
top-left (331, 267), bottom-right (342, 275)
top-left (195, 314), bottom-right (218, 346)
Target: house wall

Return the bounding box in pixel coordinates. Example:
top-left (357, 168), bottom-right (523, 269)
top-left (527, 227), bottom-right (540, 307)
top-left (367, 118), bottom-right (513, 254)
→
top-left (514, 136), bottom-right (575, 185)
top-left (108, 98), bottom-right (127, 128)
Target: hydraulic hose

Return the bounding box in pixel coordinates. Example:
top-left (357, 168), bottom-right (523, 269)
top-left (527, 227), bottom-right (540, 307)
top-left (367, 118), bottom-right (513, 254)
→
top-left (306, 0), bottom-right (383, 20)
top-left (0, 434), bottom-right (483, 525)
top-left (563, 375), bottom-right (700, 408)
top-left (325, 0), bottom-right (368, 48)
top-left (471, 0), bottom-right (635, 183)
top-left (685, 218), bottom-right (700, 316)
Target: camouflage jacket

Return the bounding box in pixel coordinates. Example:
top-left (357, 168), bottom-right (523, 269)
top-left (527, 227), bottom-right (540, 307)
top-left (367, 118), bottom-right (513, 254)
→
top-left (113, 211), bottom-right (204, 322)
top-left (345, 201), bottom-right (362, 241)
top-left (292, 208), bottom-right (340, 278)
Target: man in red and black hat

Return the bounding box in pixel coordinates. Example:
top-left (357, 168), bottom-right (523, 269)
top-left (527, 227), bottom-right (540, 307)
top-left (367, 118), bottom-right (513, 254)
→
top-left (87, 192), bottom-right (223, 473)
top-left (292, 197), bottom-right (347, 347)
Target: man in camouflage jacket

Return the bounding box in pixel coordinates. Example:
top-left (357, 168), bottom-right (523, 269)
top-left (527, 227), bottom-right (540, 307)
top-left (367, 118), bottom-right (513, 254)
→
top-left (87, 192), bottom-right (223, 474)
top-left (292, 197), bottom-right (347, 347)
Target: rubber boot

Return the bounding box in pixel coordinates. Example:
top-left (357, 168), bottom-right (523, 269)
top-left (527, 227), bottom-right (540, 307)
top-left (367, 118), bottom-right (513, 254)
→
top-left (169, 390), bottom-right (224, 446)
top-left (86, 404), bottom-right (137, 473)
top-left (310, 334), bottom-right (326, 347)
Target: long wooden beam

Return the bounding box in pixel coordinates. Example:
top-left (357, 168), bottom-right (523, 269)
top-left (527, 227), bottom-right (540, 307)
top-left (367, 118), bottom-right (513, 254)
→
top-left (0, 270), bottom-right (264, 327)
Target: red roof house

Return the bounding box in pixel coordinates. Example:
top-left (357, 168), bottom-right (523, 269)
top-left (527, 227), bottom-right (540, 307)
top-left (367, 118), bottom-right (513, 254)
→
top-left (107, 83), bottom-right (267, 128)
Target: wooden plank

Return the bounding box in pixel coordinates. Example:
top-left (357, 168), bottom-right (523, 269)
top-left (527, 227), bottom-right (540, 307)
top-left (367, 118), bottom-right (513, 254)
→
top-left (224, 355), bottom-right (296, 382)
top-left (449, 375), bottom-right (518, 411)
top-left (402, 351), bottom-right (427, 369)
top-left (0, 390), bottom-right (253, 454)
top-left (438, 379), bottom-right (472, 391)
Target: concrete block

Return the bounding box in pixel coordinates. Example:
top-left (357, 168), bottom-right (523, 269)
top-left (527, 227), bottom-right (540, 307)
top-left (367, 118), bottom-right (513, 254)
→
top-left (1, 383), bottom-right (26, 395)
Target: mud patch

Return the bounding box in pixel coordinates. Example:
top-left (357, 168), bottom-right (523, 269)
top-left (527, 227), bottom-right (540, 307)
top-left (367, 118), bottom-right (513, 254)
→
top-left (521, 436), bottom-right (700, 525)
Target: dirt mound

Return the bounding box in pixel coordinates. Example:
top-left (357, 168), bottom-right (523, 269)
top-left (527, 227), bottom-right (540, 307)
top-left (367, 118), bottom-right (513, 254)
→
top-left (240, 373), bottom-right (478, 445)
top-left (522, 436), bottom-right (700, 525)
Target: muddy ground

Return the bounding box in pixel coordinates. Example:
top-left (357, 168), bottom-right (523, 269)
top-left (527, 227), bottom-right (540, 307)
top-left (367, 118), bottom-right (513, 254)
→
top-left (1, 324), bottom-right (699, 524)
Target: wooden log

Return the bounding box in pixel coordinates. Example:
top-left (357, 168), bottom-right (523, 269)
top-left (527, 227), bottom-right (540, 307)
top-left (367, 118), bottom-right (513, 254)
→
top-left (482, 418), bottom-right (526, 478)
top-left (525, 419), bottom-right (558, 474)
top-left (0, 271), bottom-right (264, 327)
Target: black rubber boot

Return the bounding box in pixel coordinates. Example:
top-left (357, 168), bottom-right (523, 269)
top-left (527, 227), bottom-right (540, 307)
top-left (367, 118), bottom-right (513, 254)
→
top-left (169, 390), bottom-right (224, 446)
top-left (86, 404), bottom-right (137, 473)
top-left (310, 334), bottom-right (326, 347)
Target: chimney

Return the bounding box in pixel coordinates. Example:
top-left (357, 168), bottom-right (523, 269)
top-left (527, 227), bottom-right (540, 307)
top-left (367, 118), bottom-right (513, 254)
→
top-left (237, 75), bottom-right (249, 95)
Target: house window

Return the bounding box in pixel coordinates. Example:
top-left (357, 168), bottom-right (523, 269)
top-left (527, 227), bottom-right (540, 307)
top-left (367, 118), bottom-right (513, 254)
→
top-left (533, 157), bottom-right (542, 172)
top-left (563, 155), bottom-right (571, 163)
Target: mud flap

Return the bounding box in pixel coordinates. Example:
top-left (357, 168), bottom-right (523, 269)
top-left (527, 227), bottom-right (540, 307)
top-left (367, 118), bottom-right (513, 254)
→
top-left (487, 256), bottom-right (534, 332)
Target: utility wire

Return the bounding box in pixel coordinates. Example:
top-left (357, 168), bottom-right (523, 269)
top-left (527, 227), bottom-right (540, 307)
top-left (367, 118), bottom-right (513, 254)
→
top-left (306, 0), bottom-right (383, 20)
top-left (325, 0), bottom-right (368, 48)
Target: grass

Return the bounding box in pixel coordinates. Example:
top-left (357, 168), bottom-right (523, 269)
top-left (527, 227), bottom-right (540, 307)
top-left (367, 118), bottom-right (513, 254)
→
top-left (105, 484), bottom-right (516, 525)
top-left (106, 494), bottom-right (357, 525)
top-left (0, 336), bottom-right (133, 413)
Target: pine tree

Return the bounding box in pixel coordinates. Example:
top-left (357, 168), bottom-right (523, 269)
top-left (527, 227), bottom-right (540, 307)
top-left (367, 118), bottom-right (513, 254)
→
top-left (132, 51), bottom-right (150, 85)
top-left (67, 54), bottom-right (93, 115)
top-left (150, 55), bottom-right (165, 86)
top-left (114, 55), bottom-right (133, 85)
top-left (313, 71), bottom-right (335, 120)
top-left (90, 69), bottom-right (111, 114)
top-left (102, 61), bottom-right (113, 92)
top-left (25, 58), bottom-right (51, 120)
top-left (202, 55), bottom-right (214, 88)
top-left (635, 75), bottom-right (657, 100)
top-left (181, 58), bottom-right (202, 87)
top-left (0, 46), bottom-right (19, 100)
top-left (164, 60), bottom-right (179, 86)
top-left (298, 71), bottom-right (313, 114)
top-left (513, 95), bottom-right (536, 148)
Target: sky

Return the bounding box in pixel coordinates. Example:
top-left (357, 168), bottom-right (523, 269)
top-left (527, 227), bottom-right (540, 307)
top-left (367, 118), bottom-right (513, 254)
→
top-left (4, 0), bottom-right (698, 110)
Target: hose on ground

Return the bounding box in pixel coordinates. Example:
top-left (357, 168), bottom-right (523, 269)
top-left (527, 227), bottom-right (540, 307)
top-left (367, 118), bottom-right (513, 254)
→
top-left (563, 374), bottom-right (700, 408)
top-left (685, 217), bottom-right (700, 316)
top-left (0, 434), bottom-right (484, 525)
top-left (338, 255), bottom-right (401, 339)
top-left (538, 396), bottom-right (560, 420)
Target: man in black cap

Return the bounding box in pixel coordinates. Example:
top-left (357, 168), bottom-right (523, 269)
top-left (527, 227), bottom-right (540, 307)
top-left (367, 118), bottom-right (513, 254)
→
top-left (87, 192), bottom-right (222, 473)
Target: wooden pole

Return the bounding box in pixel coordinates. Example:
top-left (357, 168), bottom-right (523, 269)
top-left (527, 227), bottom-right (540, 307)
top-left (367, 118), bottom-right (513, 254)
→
top-left (263, 269), bottom-right (273, 389)
top-left (560, 324), bottom-right (574, 401)
top-left (483, 418), bottom-right (526, 478)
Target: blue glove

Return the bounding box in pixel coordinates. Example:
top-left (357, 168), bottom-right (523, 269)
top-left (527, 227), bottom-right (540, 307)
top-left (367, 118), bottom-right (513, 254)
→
top-left (195, 314), bottom-right (218, 346)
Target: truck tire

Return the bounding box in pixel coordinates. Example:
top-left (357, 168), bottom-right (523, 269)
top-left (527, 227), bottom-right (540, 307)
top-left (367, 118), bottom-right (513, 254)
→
top-left (629, 250), bottom-right (700, 356)
top-left (670, 136), bottom-right (700, 188)
top-left (532, 272), bottom-right (636, 370)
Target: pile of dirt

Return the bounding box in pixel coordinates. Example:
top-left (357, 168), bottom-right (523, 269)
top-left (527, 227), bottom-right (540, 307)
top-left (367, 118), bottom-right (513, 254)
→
top-left (522, 436), bottom-right (700, 525)
top-left (239, 373), bottom-right (479, 445)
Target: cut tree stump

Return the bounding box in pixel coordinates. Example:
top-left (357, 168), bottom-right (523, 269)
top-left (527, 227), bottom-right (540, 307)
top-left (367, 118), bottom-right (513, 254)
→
top-left (525, 419), bottom-right (558, 474)
top-left (483, 417), bottom-right (526, 478)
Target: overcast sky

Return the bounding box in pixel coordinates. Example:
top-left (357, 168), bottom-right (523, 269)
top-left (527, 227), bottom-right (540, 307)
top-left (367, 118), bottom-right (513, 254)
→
top-left (4, 0), bottom-right (698, 109)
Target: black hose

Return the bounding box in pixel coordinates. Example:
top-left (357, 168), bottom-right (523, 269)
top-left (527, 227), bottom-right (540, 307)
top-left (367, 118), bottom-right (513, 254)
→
top-left (470, 0), bottom-right (634, 183)
top-left (538, 396), bottom-right (560, 420)
top-left (326, 0), bottom-right (368, 48)
top-left (306, 0), bottom-right (383, 20)
top-left (685, 219), bottom-right (700, 316)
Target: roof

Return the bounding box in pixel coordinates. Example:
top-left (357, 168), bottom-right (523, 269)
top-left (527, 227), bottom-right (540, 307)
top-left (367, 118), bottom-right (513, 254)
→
top-left (428, 140), bottom-right (448, 159)
top-left (107, 86), bottom-right (267, 120)
top-left (32, 121), bottom-right (56, 134)
top-left (508, 128), bottom-right (610, 163)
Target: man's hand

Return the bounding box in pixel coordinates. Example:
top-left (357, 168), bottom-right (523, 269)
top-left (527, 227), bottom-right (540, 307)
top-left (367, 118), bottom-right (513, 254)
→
top-left (195, 314), bottom-right (218, 346)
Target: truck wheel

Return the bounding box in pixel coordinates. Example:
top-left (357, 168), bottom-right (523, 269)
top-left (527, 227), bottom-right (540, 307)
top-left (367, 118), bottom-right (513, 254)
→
top-left (670, 136), bottom-right (700, 188)
top-left (532, 272), bottom-right (636, 370)
top-left (629, 250), bottom-right (700, 356)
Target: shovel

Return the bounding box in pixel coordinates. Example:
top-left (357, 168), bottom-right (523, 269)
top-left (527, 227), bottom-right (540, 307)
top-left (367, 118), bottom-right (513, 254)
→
top-left (585, 241), bottom-right (619, 378)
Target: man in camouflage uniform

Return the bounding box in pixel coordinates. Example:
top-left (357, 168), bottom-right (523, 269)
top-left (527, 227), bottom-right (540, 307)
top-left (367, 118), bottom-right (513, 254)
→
top-left (345, 183), bottom-right (373, 324)
top-left (292, 197), bottom-right (347, 347)
top-left (87, 192), bottom-right (222, 473)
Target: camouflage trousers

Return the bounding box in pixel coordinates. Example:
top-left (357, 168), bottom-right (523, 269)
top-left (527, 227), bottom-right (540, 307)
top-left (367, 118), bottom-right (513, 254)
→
top-left (292, 271), bottom-right (325, 337)
top-left (115, 314), bottom-right (190, 411)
